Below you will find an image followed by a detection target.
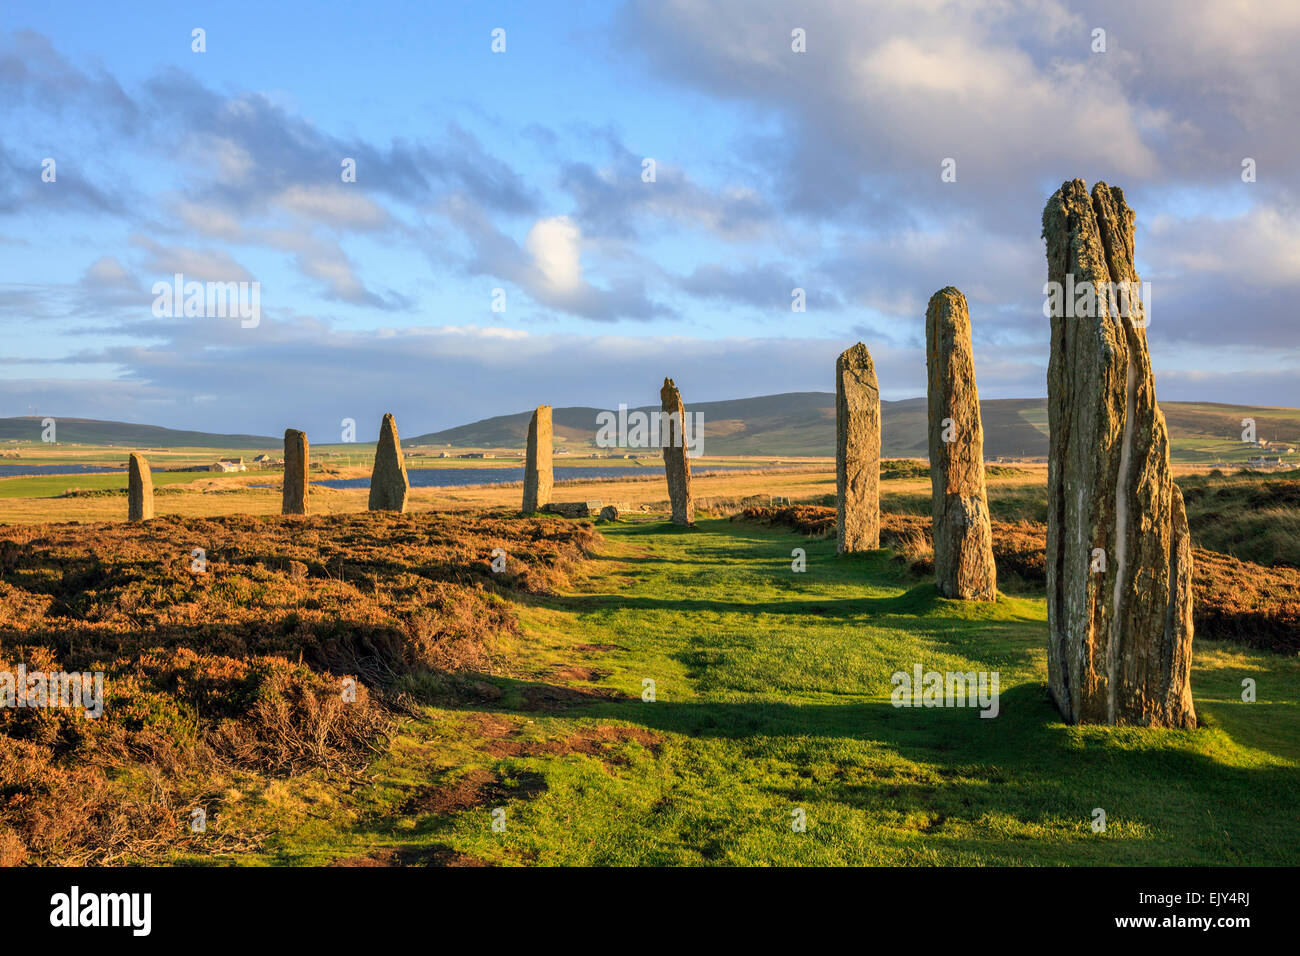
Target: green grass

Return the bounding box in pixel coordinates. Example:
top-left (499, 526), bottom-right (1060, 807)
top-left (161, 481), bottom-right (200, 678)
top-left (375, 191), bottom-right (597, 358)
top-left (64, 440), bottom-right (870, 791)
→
top-left (188, 516), bottom-right (1300, 866)
top-left (1170, 436), bottom-right (1300, 465)
top-left (0, 471), bottom-right (208, 498)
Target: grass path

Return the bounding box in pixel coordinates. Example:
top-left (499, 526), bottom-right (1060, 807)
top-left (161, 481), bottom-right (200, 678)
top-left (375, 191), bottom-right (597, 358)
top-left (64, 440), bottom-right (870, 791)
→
top-left (204, 516), bottom-right (1300, 866)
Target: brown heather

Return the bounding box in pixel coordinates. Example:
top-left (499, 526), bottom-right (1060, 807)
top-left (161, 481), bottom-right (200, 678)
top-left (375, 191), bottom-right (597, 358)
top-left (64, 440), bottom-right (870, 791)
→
top-left (0, 510), bottom-right (596, 865)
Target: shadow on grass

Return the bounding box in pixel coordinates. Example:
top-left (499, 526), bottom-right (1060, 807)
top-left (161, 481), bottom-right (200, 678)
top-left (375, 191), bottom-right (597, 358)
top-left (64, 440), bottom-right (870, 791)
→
top-left (542, 582), bottom-right (1040, 636)
top-left (374, 675), bottom-right (1298, 865)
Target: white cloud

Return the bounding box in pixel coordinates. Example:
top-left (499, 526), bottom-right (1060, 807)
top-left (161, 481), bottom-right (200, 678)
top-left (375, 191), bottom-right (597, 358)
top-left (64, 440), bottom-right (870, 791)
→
top-left (81, 256), bottom-right (137, 290)
top-left (1149, 205), bottom-right (1300, 285)
top-left (525, 216), bottom-right (583, 291)
top-left (274, 185), bottom-right (390, 231)
top-left (131, 236), bottom-right (254, 283)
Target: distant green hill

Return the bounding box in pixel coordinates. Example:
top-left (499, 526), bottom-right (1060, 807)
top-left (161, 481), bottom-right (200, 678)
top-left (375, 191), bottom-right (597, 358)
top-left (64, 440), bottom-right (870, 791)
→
top-left (409, 392), bottom-right (845, 456)
top-left (407, 392), bottom-right (1034, 457)
top-left (411, 395), bottom-right (1300, 461)
top-left (7, 397), bottom-right (1297, 460)
top-left (0, 417), bottom-right (277, 449)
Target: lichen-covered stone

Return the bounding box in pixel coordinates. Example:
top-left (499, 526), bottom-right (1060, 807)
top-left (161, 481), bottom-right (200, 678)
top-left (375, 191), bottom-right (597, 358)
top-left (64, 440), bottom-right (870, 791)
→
top-left (127, 452), bottom-right (153, 522)
top-left (599, 505), bottom-right (619, 522)
top-left (836, 343), bottom-right (880, 551)
top-left (1042, 179), bottom-right (1195, 728)
top-left (926, 288), bottom-right (996, 600)
top-left (660, 378), bottom-right (694, 526)
top-left (523, 405), bottom-right (553, 513)
top-left (543, 501), bottom-right (600, 518)
top-left (368, 413), bottom-right (410, 512)
top-left (282, 429), bottom-right (309, 515)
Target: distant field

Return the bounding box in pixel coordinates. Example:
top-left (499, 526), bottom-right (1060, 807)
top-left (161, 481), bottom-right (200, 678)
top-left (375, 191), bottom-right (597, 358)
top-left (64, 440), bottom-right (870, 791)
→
top-left (0, 471), bottom-right (208, 499)
top-left (3, 440), bottom-right (804, 474)
top-left (0, 465), bottom-right (841, 524)
top-left (1, 443), bottom-right (279, 470)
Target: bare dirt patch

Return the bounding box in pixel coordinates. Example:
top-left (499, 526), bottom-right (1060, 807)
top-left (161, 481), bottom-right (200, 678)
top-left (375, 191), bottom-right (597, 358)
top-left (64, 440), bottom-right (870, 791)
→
top-left (401, 768), bottom-right (548, 816)
top-left (518, 682), bottom-right (629, 711)
top-left (331, 844), bottom-right (488, 867)
top-left (551, 664), bottom-right (612, 682)
top-left (484, 724), bottom-right (661, 766)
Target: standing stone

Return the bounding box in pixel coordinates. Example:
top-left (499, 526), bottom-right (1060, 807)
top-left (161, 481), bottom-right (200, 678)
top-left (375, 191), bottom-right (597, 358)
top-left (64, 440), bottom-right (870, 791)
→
top-left (368, 413), bottom-right (409, 512)
top-left (522, 405), bottom-right (553, 513)
top-left (926, 288), bottom-right (996, 601)
top-left (1042, 179), bottom-right (1195, 728)
top-left (660, 378), bottom-right (694, 526)
top-left (127, 452), bottom-right (153, 522)
top-left (282, 428), bottom-right (309, 515)
top-left (836, 343), bottom-right (880, 551)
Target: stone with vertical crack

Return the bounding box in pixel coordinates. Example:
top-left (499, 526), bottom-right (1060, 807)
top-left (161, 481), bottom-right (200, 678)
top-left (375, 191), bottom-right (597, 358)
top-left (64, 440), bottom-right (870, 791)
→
top-left (127, 452), bottom-right (153, 522)
top-left (926, 287), bottom-right (996, 600)
top-left (836, 343), bottom-right (880, 551)
top-left (1042, 179), bottom-right (1195, 728)
top-left (522, 405), bottom-right (553, 513)
top-left (660, 378), bottom-right (694, 526)
top-left (368, 413), bottom-right (410, 512)
top-left (282, 428), bottom-right (309, 515)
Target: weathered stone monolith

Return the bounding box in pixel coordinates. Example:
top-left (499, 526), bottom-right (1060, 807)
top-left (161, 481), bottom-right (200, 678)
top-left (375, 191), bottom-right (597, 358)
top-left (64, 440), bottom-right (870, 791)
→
top-left (368, 413), bottom-right (409, 512)
top-left (127, 452), bottom-right (153, 522)
top-left (660, 378), bottom-right (694, 525)
top-left (1042, 179), bottom-right (1195, 728)
top-left (522, 405), bottom-right (553, 513)
top-left (926, 288), bottom-right (996, 601)
top-left (836, 343), bottom-right (880, 551)
top-left (282, 428), bottom-right (309, 515)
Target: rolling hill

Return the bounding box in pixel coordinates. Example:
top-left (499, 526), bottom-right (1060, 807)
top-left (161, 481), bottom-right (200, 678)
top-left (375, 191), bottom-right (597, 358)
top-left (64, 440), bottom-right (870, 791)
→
top-left (0, 417), bottom-right (278, 449)
top-left (411, 394), bottom-right (1300, 460)
top-left (6, 397), bottom-right (1298, 461)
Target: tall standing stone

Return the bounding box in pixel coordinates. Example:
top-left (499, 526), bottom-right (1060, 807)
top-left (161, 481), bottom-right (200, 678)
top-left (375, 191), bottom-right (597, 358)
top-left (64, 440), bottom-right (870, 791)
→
top-left (522, 405), bottom-right (553, 513)
top-left (127, 452), bottom-right (153, 522)
top-left (1042, 179), bottom-right (1195, 728)
top-left (836, 343), bottom-right (880, 552)
top-left (660, 378), bottom-right (694, 526)
top-left (282, 428), bottom-right (309, 515)
top-left (926, 288), bottom-right (996, 600)
top-left (368, 413), bottom-right (409, 512)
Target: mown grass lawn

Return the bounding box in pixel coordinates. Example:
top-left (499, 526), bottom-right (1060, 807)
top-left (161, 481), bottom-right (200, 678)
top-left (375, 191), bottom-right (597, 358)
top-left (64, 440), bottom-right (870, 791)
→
top-left (205, 515), bottom-right (1300, 866)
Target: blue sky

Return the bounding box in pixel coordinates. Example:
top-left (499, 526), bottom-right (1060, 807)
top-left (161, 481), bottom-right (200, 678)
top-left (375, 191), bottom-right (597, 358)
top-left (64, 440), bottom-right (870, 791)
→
top-left (2, 1), bottom-right (1298, 438)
